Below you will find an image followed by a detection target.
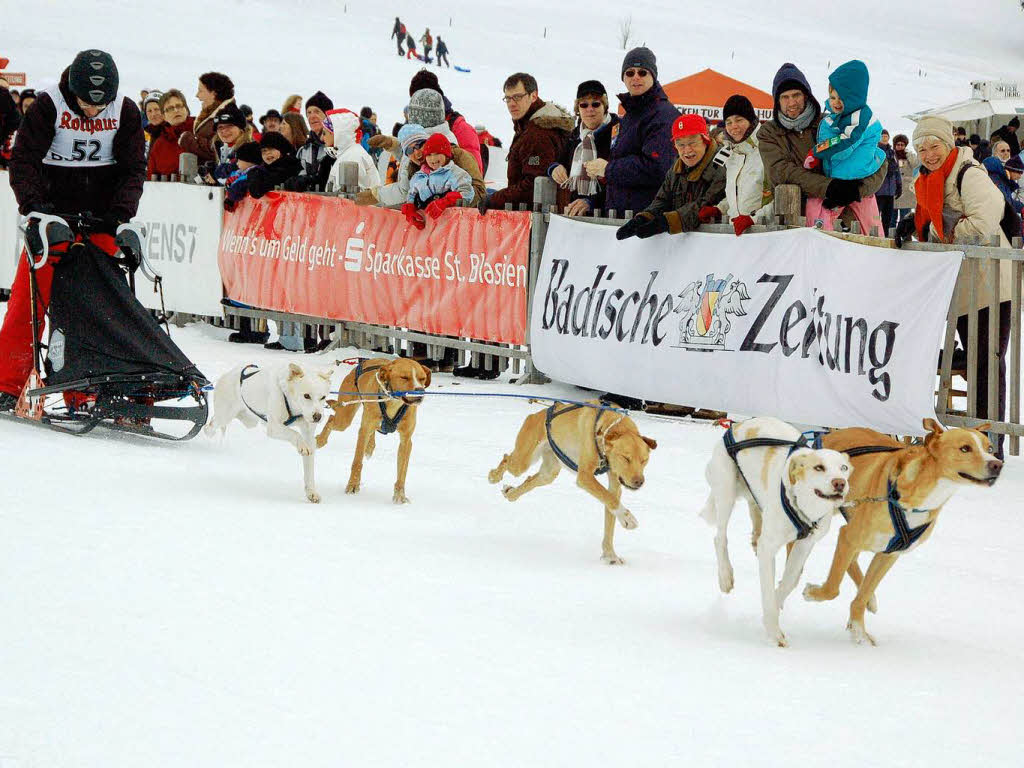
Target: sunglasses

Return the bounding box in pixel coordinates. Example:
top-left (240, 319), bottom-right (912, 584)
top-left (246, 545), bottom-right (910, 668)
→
top-left (578, 101), bottom-right (603, 110)
top-left (624, 69), bottom-right (649, 79)
top-left (404, 141), bottom-right (425, 157)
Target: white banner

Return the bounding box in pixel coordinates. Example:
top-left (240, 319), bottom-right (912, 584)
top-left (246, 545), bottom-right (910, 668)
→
top-left (0, 172), bottom-right (21, 290)
top-left (0, 178), bottom-right (224, 316)
top-left (132, 182), bottom-right (224, 316)
top-left (531, 217), bottom-right (963, 435)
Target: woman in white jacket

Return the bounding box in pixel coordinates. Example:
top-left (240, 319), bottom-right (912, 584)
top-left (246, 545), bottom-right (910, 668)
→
top-left (714, 95), bottom-right (774, 235)
top-left (325, 110), bottom-right (381, 193)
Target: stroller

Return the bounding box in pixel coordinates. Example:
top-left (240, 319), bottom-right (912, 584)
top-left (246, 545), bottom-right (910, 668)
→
top-left (11, 212), bottom-right (209, 440)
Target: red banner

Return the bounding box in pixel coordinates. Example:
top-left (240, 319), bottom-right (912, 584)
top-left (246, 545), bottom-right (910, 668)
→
top-left (218, 192), bottom-right (532, 344)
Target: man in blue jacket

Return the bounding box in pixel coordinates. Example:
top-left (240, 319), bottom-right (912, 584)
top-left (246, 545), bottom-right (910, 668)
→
top-left (585, 47), bottom-right (678, 215)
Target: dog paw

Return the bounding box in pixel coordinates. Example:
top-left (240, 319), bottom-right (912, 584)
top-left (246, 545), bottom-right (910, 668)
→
top-left (847, 620), bottom-right (877, 646)
top-left (315, 433), bottom-right (329, 448)
top-left (345, 482), bottom-right (360, 495)
top-left (764, 626), bottom-right (788, 648)
top-left (718, 567), bottom-right (734, 594)
top-left (487, 468), bottom-right (504, 485)
top-left (802, 583), bottom-right (834, 602)
top-left (501, 485), bottom-right (516, 501)
top-left (297, 442), bottom-right (313, 456)
top-left (614, 507), bottom-right (638, 530)
top-left (306, 489), bottom-right (321, 504)
top-left (393, 490), bottom-right (410, 504)
top-left (601, 553), bottom-right (625, 565)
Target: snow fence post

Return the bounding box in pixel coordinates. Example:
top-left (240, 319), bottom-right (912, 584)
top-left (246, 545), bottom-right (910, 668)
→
top-left (340, 161), bottom-right (360, 196)
top-left (515, 176), bottom-right (556, 386)
top-left (179, 153), bottom-right (198, 184)
top-left (774, 184), bottom-right (801, 226)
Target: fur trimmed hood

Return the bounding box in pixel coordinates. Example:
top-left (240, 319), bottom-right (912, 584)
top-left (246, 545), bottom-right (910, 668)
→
top-left (529, 101), bottom-right (574, 134)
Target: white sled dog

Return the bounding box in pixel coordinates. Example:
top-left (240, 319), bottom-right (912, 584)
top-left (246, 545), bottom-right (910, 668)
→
top-left (206, 361), bottom-right (338, 503)
top-left (700, 417), bottom-right (852, 647)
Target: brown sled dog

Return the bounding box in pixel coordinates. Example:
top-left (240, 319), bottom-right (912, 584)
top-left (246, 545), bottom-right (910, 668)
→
top-left (316, 358), bottom-right (431, 504)
top-left (488, 400), bottom-right (657, 564)
top-left (803, 418), bottom-right (1002, 645)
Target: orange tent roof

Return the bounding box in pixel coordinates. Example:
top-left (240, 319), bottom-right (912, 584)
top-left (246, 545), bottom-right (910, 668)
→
top-left (650, 69), bottom-right (775, 123)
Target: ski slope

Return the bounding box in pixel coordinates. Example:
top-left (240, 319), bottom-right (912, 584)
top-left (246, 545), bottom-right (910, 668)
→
top-left (5, 0), bottom-right (1024, 146)
top-left (0, 316), bottom-right (1022, 767)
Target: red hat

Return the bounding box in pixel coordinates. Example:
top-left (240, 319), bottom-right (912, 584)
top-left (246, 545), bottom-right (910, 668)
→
top-left (671, 113), bottom-right (710, 144)
top-left (422, 132), bottom-right (453, 160)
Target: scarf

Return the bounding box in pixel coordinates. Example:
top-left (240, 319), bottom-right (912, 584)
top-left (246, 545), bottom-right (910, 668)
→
top-left (894, 147), bottom-right (907, 162)
top-left (777, 102), bottom-right (816, 133)
top-left (914, 146), bottom-right (960, 243)
top-left (568, 114), bottom-right (610, 195)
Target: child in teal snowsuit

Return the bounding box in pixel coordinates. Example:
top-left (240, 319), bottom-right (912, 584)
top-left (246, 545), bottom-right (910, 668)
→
top-left (803, 59), bottom-right (885, 234)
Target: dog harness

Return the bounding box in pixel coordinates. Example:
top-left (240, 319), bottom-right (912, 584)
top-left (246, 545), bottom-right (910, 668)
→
top-left (545, 403), bottom-right (612, 475)
top-left (353, 358), bottom-right (409, 435)
top-left (722, 428), bottom-right (822, 540)
top-left (883, 480), bottom-right (933, 553)
top-left (239, 364), bottom-right (300, 426)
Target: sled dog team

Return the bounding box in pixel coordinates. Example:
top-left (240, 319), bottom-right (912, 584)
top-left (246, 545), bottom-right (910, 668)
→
top-left (207, 357), bottom-right (1003, 647)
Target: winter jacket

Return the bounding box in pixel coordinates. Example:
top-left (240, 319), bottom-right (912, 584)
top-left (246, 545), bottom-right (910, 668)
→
top-left (391, 18), bottom-right (403, 39)
top-left (716, 123), bottom-right (774, 223)
top-left (179, 97), bottom-right (235, 164)
top-left (407, 161), bottom-right (474, 206)
top-left (919, 147), bottom-right (1010, 314)
top-left (488, 98), bottom-right (573, 209)
top-left (876, 144), bottom-right (903, 198)
top-left (894, 150), bottom-right (918, 208)
top-left (0, 87), bottom-right (20, 167)
top-left (447, 111), bottom-right (483, 179)
top-left (211, 137), bottom-right (250, 182)
top-left (228, 155), bottom-right (302, 202)
top-left (420, 32), bottom-right (433, 48)
top-left (604, 83), bottom-right (678, 214)
top-left (982, 156), bottom-right (1024, 213)
top-left (436, 39), bottom-right (448, 57)
top-left (9, 69), bottom-right (146, 224)
top-left (477, 129), bottom-right (500, 147)
top-left (374, 130), bottom-right (486, 207)
top-left (147, 116), bottom-right (195, 178)
top-left (812, 61), bottom-right (884, 181)
top-left (550, 114), bottom-right (619, 211)
top-left (643, 144), bottom-right (726, 234)
top-left (286, 131), bottom-right (335, 191)
top-left (325, 142), bottom-right (382, 193)
top-left (993, 124), bottom-right (1021, 157)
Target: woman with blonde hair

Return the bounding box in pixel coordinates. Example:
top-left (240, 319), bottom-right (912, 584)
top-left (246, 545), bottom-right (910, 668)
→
top-left (281, 94), bottom-right (302, 115)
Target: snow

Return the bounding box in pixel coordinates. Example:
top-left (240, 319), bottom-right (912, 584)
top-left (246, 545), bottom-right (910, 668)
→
top-left (1, 316), bottom-right (1022, 767)
top-left (3, 2), bottom-right (1024, 764)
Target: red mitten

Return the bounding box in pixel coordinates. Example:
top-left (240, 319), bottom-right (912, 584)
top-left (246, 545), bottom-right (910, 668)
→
top-left (402, 202), bottom-right (426, 230)
top-left (731, 215), bottom-right (754, 236)
top-left (698, 206), bottom-right (722, 224)
top-left (803, 150), bottom-right (821, 170)
top-left (425, 191), bottom-right (463, 219)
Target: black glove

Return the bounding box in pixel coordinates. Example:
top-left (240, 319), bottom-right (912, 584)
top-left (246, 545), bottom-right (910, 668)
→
top-left (24, 203), bottom-right (57, 257)
top-left (893, 215), bottom-right (915, 248)
top-left (635, 213), bottom-right (670, 239)
top-left (615, 212), bottom-right (652, 241)
top-left (100, 212), bottom-right (123, 236)
top-left (823, 178), bottom-right (861, 208)
top-left (477, 196), bottom-right (489, 216)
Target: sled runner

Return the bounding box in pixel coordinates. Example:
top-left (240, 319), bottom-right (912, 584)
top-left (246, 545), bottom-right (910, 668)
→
top-left (10, 212), bottom-right (209, 440)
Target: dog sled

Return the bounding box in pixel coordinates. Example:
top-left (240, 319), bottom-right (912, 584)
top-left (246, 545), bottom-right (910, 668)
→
top-left (8, 212), bottom-right (208, 440)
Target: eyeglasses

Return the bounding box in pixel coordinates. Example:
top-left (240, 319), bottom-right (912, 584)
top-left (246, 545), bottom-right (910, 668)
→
top-left (674, 137), bottom-right (705, 149)
top-left (623, 69), bottom-right (649, 79)
top-left (162, 103), bottom-right (186, 113)
top-left (578, 101), bottom-right (603, 110)
top-left (502, 92), bottom-right (531, 104)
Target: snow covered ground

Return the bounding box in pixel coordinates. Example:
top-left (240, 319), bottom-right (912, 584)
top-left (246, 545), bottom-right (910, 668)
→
top-left (1, 314), bottom-right (1022, 767)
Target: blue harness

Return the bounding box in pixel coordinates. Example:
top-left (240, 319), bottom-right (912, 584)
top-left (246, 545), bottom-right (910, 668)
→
top-left (883, 479), bottom-right (933, 553)
top-left (545, 403), bottom-right (610, 475)
top-left (722, 428), bottom-right (824, 540)
top-left (240, 364), bottom-right (301, 426)
top-left (353, 358), bottom-right (409, 436)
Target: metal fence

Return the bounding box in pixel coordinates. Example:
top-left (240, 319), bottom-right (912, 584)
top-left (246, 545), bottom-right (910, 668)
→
top-left (164, 156), bottom-right (1024, 455)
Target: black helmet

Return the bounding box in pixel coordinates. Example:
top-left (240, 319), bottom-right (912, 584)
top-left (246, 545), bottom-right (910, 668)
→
top-left (69, 49), bottom-right (119, 106)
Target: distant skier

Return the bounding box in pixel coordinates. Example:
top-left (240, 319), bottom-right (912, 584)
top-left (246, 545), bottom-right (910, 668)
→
top-left (420, 28), bottom-right (433, 64)
top-left (406, 33), bottom-right (418, 60)
top-left (391, 17), bottom-right (406, 56)
top-left (436, 36), bottom-right (450, 68)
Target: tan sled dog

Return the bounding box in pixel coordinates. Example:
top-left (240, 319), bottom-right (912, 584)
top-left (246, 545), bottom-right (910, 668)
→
top-left (316, 357), bottom-right (430, 504)
top-left (803, 418), bottom-right (1002, 644)
top-left (488, 400), bottom-right (657, 564)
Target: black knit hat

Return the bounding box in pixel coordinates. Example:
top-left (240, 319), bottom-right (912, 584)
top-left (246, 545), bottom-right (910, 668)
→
top-left (234, 142), bottom-right (262, 165)
top-left (259, 108), bottom-right (282, 126)
top-left (621, 47), bottom-right (657, 80)
top-left (260, 130), bottom-right (295, 158)
top-left (1010, 116), bottom-right (1021, 129)
top-left (305, 90), bottom-right (334, 113)
top-left (723, 94), bottom-right (757, 125)
top-left (213, 102), bottom-right (247, 129)
top-left (69, 49), bottom-right (119, 105)
top-left (1005, 154), bottom-right (1024, 174)
top-left (576, 80), bottom-right (606, 99)
top-left (409, 68), bottom-right (442, 97)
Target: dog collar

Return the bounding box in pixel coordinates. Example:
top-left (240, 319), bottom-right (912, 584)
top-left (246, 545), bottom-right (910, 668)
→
top-left (239, 364), bottom-right (301, 426)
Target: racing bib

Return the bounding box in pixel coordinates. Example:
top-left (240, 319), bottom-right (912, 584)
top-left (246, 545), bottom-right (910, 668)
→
top-left (42, 85), bottom-right (122, 167)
